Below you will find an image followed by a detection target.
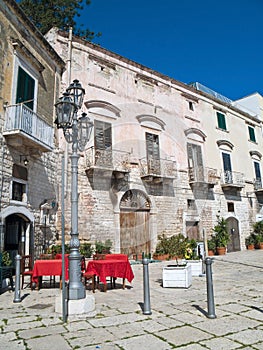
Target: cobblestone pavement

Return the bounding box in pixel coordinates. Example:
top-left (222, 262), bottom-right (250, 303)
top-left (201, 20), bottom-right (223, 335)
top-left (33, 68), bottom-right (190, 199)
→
top-left (0, 250), bottom-right (262, 350)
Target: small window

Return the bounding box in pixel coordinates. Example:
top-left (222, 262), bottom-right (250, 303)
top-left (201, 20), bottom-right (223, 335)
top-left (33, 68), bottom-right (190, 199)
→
top-left (227, 202), bottom-right (234, 212)
top-left (216, 112), bottom-right (226, 130)
top-left (248, 126), bottom-right (256, 142)
top-left (189, 101), bottom-right (194, 111)
top-left (12, 181), bottom-right (26, 202)
top-left (187, 199), bottom-right (196, 210)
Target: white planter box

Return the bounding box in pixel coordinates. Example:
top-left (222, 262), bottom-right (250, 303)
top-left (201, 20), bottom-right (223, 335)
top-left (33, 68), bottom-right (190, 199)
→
top-left (163, 264), bottom-right (192, 288)
top-left (185, 260), bottom-right (203, 276)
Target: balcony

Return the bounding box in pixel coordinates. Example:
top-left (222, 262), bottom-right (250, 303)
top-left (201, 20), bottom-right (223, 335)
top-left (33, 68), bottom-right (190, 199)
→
top-left (139, 157), bottom-right (176, 183)
top-left (85, 147), bottom-right (130, 178)
top-left (254, 178), bottom-right (263, 193)
top-left (188, 167), bottom-right (218, 187)
top-left (221, 170), bottom-right (245, 190)
top-left (3, 104), bottom-right (53, 152)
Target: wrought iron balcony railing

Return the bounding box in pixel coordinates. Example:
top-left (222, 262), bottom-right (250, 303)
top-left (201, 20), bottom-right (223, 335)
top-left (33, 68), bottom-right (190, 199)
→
top-left (139, 157), bottom-right (177, 179)
top-left (221, 170), bottom-right (245, 188)
top-left (4, 103), bottom-right (53, 150)
top-left (188, 166), bottom-right (218, 185)
top-left (85, 147), bottom-right (130, 172)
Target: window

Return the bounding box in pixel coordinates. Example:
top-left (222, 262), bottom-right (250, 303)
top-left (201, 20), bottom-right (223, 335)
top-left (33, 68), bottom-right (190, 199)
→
top-left (16, 66), bottom-right (35, 110)
top-left (217, 112), bottom-right (226, 130)
top-left (222, 152), bottom-right (232, 183)
top-left (12, 181), bottom-right (26, 202)
top-left (248, 126), bottom-right (256, 142)
top-left (146, 132), bottom-right (160, 174)
top-left (227, 202), bottom-right (234, 212)
top-left (11, 164), bottom-right (28, 203)
top-left (94, 120), bottom-right (112, 166)
top-left (189, 101), bottom-right (194, 111)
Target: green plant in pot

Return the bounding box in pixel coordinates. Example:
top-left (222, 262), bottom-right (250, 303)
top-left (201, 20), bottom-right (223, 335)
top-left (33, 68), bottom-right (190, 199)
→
top-left (207, 237), bottom-right (216, 255)
top-left (213, 216), bottom-right (230, 255)
top-left (252, 221), bottom-right (263, 248)
top-left (245, 234), bottom-right (255, 249)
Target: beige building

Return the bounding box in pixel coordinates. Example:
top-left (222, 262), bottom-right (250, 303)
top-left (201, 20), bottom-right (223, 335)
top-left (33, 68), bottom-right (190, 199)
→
top-left (0, 0), bottom-right (65, 263)
top-left (46, 29), bottom-right (263, 256)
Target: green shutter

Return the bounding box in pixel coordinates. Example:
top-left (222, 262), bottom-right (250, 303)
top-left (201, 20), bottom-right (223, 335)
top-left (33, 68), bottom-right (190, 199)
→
top-left (16, 67), bottom-right (35, 110)
top-left (217, 112), bottom-right (226, 130)
top-left (248, 126), bottom-right (256, 142)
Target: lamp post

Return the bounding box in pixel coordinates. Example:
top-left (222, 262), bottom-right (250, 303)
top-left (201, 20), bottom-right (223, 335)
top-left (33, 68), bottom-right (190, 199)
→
top-left (55, 80), bottom-right (93, 300)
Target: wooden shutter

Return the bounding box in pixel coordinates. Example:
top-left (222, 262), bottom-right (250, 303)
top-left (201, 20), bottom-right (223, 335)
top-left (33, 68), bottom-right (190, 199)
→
top-left (222, 153), bottom-right (232, 171)
top-left (187, 143), bottom-right (204, 181)
top-left (248, 126), bottom-right (256, 142)
top-left (146, 133), bottom-right (160, 174)
top-left (254, 162), bottom-right (261, 180)
top-left (217, 112), bottom-right (226, 130)
top-left (16, 67), bottom-right (35, 110)
top-left (94, 120), bottom-right (112, 150)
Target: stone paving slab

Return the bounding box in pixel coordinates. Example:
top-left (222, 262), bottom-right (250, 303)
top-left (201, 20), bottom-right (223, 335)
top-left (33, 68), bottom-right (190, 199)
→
top-left (0, 250), bottom-right (262, 349)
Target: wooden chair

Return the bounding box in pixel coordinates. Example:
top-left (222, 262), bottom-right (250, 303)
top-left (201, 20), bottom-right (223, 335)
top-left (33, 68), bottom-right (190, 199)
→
top-left (39, 253), bottom-right (56, 287)
top-left (21, 255), bottom-right (33, 290)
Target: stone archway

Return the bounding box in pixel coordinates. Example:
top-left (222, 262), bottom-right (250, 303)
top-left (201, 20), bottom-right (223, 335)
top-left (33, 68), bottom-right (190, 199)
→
top-left (119, 189), bottom-right (151, 257)
top-left (226, 217), bottom-right (240, 252)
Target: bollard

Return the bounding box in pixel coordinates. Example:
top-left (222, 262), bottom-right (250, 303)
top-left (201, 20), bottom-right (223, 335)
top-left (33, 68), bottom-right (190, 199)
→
top-left (13, 254), bottom-right (22, 303)
top-left (142, 258), bottom-right (152, 315)
top-left (205, 257), bottom-right (216, 318)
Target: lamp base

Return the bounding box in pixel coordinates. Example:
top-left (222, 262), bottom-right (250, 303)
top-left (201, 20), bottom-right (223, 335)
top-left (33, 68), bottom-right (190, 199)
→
top-left (55, 293), bottom-right (96, 319)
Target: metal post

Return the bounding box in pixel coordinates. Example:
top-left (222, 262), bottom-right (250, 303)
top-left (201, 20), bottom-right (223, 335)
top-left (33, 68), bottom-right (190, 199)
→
top-left (13, 254), bottom-right (21, 303)
top-left (68, 112), bottom-right (85, 300)
top-left (61, 155), bottom-right (68, 321)
top-left (142, 258), bottom-right (152, 315)
top-left (205, 257), bottom-right (216, 319)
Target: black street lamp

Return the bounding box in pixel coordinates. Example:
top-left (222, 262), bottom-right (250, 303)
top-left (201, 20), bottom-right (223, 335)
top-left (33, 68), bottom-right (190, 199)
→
top-left (55, 80), bottom-right (93, 300)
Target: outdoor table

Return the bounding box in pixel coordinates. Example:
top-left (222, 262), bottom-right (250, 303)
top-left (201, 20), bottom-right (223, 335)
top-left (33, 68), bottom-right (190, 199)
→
top-left (32, 259), bottom-right (69, 290)
top-left (86, 259), bottom-right (134, 292)
top-left (104, 254), bottom-right (128, 261)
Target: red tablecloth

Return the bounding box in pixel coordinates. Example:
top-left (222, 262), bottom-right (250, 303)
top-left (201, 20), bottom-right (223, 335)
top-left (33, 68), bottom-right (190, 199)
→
top-left (32, 259), bottom-right (69, 283)
top-left (86, 259), bottom-right (134, 284)
top-left (105, 254), bottom-right (128, 261)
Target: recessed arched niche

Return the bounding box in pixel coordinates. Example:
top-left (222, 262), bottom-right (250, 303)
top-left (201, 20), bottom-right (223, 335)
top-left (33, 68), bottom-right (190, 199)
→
top-left (184, 128), bottom-right (206, 142)
top-left (85, 100), bottom-right (121, 119)
top-left (136, 115), bottom-right (166, 131)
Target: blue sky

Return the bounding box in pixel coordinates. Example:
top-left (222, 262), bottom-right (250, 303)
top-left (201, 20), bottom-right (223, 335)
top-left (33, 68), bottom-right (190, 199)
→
top-left (79, 0), bottom-right (263, 101)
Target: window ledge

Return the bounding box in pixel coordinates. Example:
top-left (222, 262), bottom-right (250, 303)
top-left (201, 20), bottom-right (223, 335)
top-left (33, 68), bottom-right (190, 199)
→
top-left (216, 127), bottom-right (229, 133)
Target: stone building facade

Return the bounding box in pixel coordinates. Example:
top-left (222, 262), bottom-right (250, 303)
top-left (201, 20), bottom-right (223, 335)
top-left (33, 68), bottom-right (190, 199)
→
top-left (46, 29), bottom-right (263, 256)
top-left (0, 0), bottom-right (65, 262)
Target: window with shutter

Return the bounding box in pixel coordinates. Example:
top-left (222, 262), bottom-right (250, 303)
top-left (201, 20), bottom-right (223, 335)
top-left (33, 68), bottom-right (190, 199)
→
top-left (16, 67), bottom-right (35, 110)
top-left (254, 161), bottom-right (262, 189)
top-left (94, 120), bottom-right (112, 166)
top-left (217, 112), bottom-right (226, 130)
top-left (248, 126), bottom-right (256, 142)
top-left (222, 152), bottom-right (232, 183)
top-left (146, 133), bottom-right (160, 174)
top-left (187, 143), bottom-right (204, 181)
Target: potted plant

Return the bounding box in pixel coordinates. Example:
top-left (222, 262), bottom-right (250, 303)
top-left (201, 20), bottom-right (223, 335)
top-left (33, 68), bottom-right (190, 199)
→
top-left (153, 234), bottom-right (170, 260)
top-left (245, 234), bottom-right (255, 250)
top-left (252, 221), bottom-right (263, 249)
top-left (207, 237), bottom-right (216, 256)
top-left (213, 216), bottom-right (230, 255)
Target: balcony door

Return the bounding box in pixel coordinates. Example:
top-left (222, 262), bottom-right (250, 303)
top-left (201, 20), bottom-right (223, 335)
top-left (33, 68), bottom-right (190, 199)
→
top-left (146, 132), bottom-right (160, 175)
top-left (187, 143), bottom-right (204, 182)
top-left (254, 161), bottom-right (262, 189)
top-left (16, 66), bottom-right (35, 110)
top-left (222, 152), bottom-right (233, 183)
top-left (94, 120), bottom-right (112, 167)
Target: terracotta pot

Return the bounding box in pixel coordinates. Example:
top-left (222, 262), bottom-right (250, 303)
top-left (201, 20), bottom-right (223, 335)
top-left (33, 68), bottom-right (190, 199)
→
top-left (208, 250), bottom-right (215, 256)
top-left (259, 242), bottom-right (263, 249)
top-left (246, 244), bottom-right (254, 250)
top-left (216, 247), bottom-right (226, 255)
top-left (153, 254), bottom-right (169, 261)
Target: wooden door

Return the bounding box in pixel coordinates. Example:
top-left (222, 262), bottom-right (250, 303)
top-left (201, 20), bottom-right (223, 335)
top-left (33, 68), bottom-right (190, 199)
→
top-left (120, 211), bottom-right (150, 257)
top-left (226, 217), bottom-right (240, 252)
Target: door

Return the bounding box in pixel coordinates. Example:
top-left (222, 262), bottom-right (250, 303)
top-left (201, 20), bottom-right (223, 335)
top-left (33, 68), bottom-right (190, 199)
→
top-left (226, 217), bottom-right (240, 252)
top-left (5, 214), bottom-right (27, 265)
top-left (94, 120), bottom-right (112, 166)
top-left (120, 211), bottom-right (150, 257)
top-left (222, 152), bottom-right (233, 183)
top-left (187, 143), bottom-right (204, 182)
top-left (146, 132), bottom-right (161, 175)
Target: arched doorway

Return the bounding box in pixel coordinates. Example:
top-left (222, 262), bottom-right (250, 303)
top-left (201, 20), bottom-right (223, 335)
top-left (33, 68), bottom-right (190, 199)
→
top-left (226, 217), bottom-right (240, 252)
top-left (120, 189), bottom-right (151, 257)
top-left (4, 214), bottom-right (30, 263)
